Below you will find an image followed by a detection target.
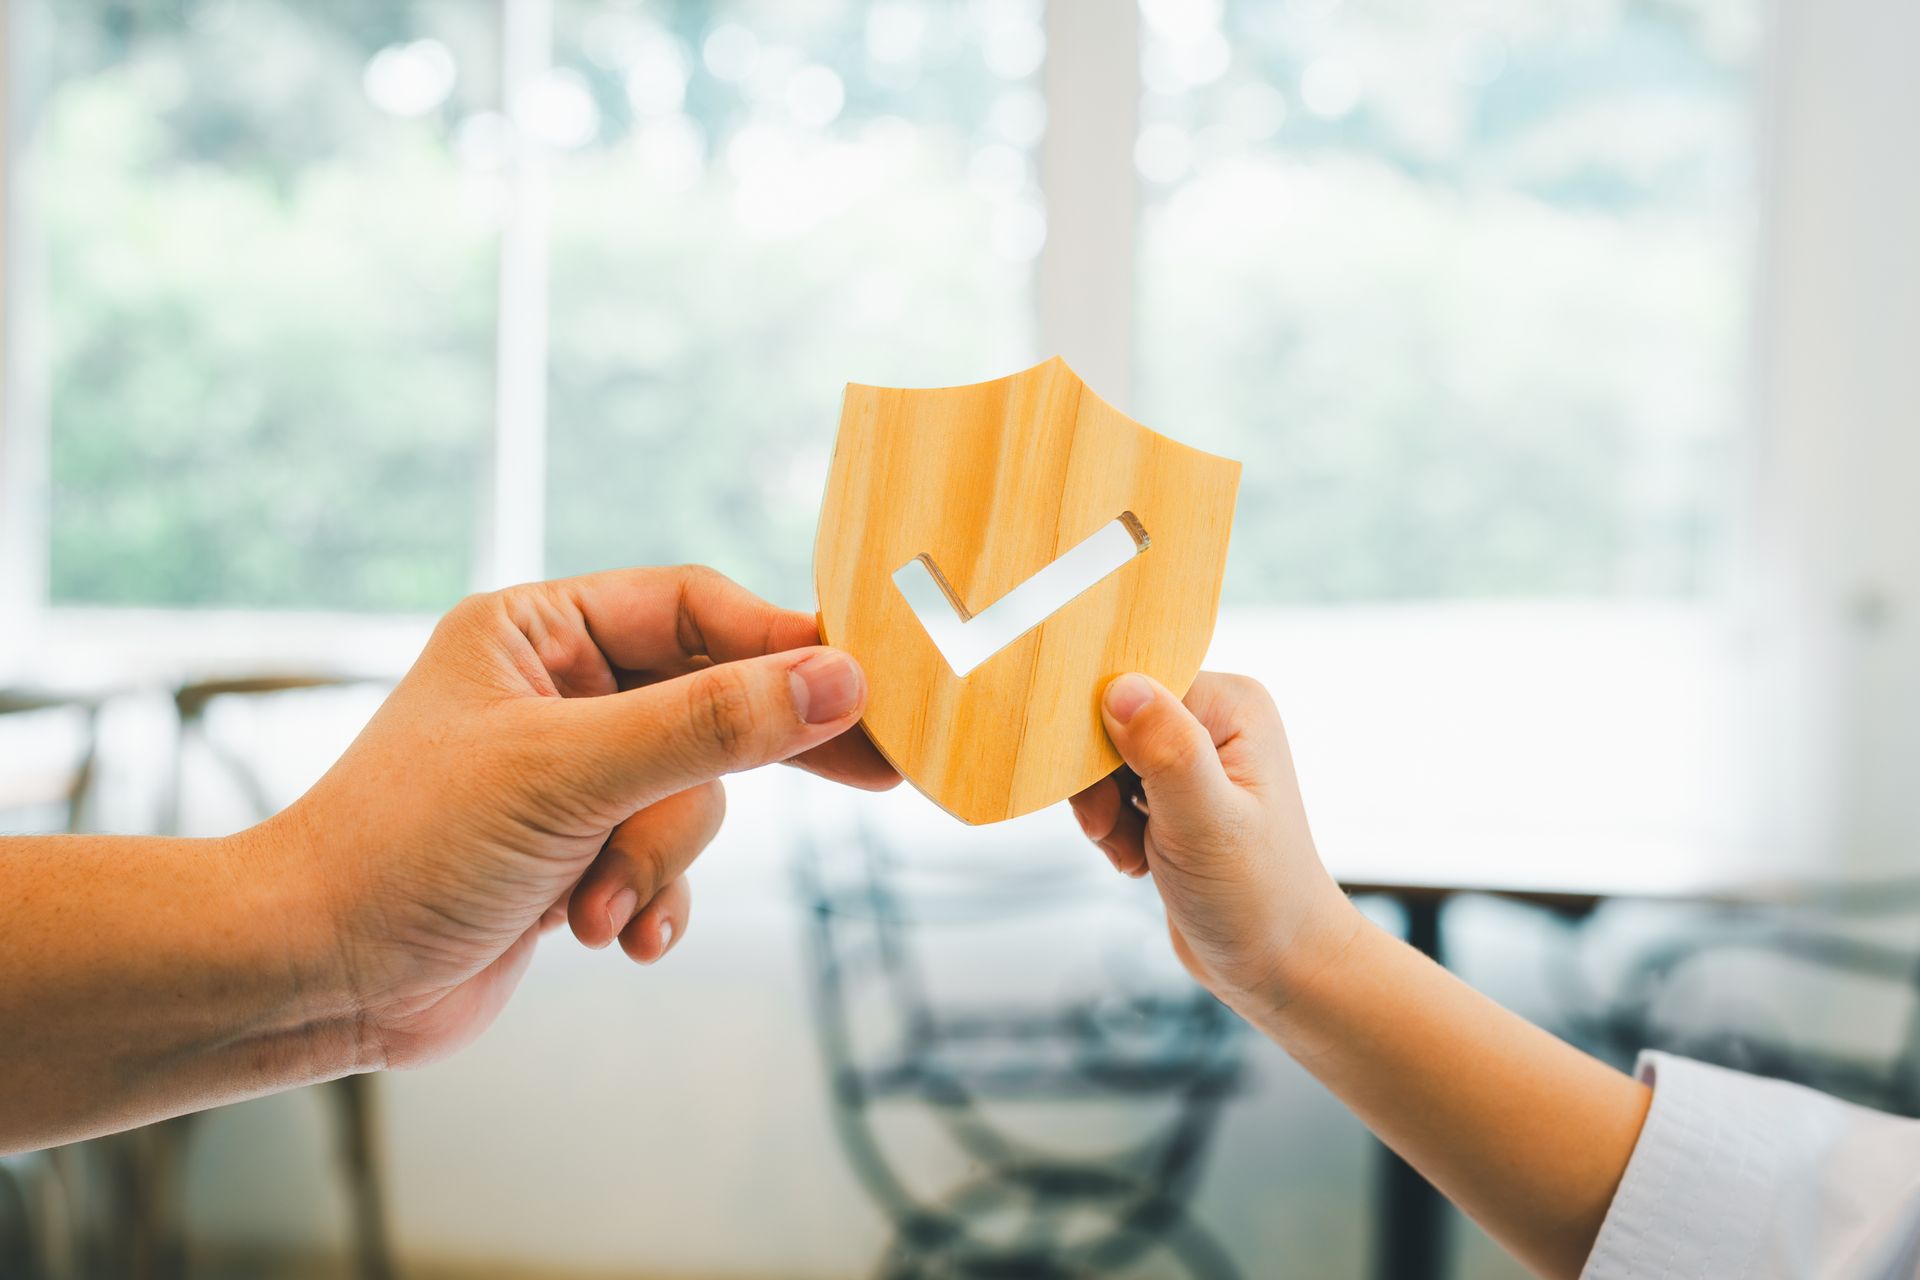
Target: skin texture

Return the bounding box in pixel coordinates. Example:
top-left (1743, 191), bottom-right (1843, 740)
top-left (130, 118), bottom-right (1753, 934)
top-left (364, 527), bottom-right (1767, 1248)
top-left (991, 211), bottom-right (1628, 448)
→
top-left (0, 566), bottom-right (896, 1155)
top-left (1071, 672), bottom-right (1654, 1280)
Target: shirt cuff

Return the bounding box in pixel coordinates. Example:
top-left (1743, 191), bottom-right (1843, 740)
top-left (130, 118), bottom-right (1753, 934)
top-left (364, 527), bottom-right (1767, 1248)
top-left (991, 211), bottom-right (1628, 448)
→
top-left (1580, 1050), bottom-right (1847, 1280)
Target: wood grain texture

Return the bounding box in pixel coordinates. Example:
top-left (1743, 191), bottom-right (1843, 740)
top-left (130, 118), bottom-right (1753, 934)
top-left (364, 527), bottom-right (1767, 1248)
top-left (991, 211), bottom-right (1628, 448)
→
top-left (814, 357), bottom-right (1240, 824)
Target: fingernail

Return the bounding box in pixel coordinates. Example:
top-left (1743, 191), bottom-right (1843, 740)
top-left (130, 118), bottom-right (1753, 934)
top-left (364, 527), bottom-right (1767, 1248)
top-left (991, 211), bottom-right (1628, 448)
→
top-left (1105, 674), bottom-right (1154, 725)
top-left (658, 920), bottom-right (675, 954)
top-left (605, 888), bottom-right (638, 945)
top-left (790, 651), bottom-right (864, 724)
top-left (1102, 845), bottom-right (1127, 875)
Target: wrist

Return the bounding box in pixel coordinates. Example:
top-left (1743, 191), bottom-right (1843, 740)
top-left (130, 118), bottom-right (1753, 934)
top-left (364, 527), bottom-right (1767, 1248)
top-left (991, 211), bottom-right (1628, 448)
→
top-left (1238, 885), bottom-right (1372, 1028)
top-left (221, 809), bottom-right (381, 1076)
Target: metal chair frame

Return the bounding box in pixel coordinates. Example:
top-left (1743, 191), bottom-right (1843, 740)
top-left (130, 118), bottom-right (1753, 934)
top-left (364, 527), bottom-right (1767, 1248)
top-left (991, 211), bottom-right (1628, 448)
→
top-left (797, 823), bottom-right (1247, 1279)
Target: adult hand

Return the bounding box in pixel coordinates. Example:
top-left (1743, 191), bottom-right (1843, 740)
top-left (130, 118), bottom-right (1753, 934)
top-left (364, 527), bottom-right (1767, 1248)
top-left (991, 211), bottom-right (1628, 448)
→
top-left (265, 566), bottom-right (896, 1070)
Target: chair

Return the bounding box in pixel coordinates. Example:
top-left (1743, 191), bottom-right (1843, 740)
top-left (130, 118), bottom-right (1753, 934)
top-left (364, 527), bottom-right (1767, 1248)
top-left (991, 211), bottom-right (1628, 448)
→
top-left (796, 821), bottom-right (1246, 1279)
top-left (0, 688), bottom-right (102, 833)
top-left (126, 674), bottom-right (395, 1280)
top-left (1547, 881), bottom-right (1920, 1117)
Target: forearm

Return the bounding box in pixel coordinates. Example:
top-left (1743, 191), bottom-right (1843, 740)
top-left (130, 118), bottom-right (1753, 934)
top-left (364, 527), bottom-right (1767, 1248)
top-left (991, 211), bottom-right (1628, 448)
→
top-left (1248, 906), bottom-right (1650, 1280)
top-left (0, 819), bottom-right (365, 1154)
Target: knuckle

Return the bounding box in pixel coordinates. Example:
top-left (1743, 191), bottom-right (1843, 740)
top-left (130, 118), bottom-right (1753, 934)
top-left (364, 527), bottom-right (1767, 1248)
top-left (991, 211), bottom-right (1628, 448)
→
top-left (672, 564), bottom-right (737, 656)
top-left (1141, 716), bottom-right (1206, 778)
top-left (675, 563), bottom-right (732, 592)
top-left (1161, 731), bottom-right (1209, 778)
top-left (1218, 671), bottom-right (1267, 708)
top-left (1218, 671), bottom-right (1283, 729)
top-left (1250, 678), bottom-right (1281, 718)
top-left (1250, 686), bottom-right (1286, 736)
top-left (687, 664), bottom-right (761, 767)
top-left (425, 591), bottom-right (510, 666)
top-left (1220, 671), bottom-right (1260, 698)
top-left (450, 589), bottom-right (494, 616)
top-left (436, 590), bottom-right (495, 635)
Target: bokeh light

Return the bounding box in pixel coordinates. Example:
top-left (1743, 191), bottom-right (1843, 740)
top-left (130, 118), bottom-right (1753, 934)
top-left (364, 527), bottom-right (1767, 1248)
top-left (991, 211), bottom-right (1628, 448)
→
top-left (362, 39), bottom-right (457, 118)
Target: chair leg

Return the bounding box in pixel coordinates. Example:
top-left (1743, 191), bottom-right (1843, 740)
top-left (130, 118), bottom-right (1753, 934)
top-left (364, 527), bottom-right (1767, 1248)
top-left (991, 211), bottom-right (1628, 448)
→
top-left (334, 1076), bottom-right (397, 1280)
top-left (121, 1120), bottom-right (191, 1280)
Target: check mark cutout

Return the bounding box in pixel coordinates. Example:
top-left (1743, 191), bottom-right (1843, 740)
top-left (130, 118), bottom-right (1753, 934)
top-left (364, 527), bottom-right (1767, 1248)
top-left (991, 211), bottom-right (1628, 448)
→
top-left (893, 512), bottom-right (1150, 677)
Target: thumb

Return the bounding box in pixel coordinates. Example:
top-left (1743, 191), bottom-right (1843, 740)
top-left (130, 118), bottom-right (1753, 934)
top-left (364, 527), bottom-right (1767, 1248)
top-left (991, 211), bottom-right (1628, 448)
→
top-left (566, 647), bottom-right (869, 810)
top-left (1100, 673), bottom-right (1236, 819)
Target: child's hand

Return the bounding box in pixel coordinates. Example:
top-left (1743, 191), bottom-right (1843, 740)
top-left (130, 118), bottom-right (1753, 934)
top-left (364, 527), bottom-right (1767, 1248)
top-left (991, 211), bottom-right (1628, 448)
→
top-left (1076, 672), bottom-right (1653, 1280)
top-left (1070, 672), bottom-right (1362, 1014)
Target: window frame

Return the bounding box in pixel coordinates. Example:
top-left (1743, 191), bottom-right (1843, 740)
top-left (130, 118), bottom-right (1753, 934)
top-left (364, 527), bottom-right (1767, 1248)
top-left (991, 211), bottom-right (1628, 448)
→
top-left (0, 0), bottom-right (50, 655)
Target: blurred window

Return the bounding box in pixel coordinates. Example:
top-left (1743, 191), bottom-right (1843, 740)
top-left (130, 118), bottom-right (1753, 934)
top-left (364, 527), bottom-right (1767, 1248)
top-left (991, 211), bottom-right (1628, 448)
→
top-left (8, 0), bottom-right (1756, 617)
top-left (29, 1), bottom-right (500, 610)
top-left (543, 1), bottom-right (1037, 603)
top-left (1137, 0), bottom-right (1757, 604)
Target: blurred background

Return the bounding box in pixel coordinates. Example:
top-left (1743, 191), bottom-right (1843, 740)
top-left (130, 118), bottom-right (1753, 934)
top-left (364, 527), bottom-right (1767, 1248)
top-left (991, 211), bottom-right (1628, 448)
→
top-left (2, 0), bottom-right (1918, 1277)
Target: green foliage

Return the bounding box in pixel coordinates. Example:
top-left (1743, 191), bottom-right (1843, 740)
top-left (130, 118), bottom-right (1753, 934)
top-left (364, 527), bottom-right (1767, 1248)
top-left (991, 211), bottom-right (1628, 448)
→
top-left (1138, 0), bottom-right (1751, 602)
top-left (41, 1), bottom-right (496, 610)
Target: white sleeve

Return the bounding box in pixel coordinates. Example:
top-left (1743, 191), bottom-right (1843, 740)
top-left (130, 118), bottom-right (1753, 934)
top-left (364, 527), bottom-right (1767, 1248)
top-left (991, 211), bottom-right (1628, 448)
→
top-left (1582, 1051), bottom-right (1920, 1280)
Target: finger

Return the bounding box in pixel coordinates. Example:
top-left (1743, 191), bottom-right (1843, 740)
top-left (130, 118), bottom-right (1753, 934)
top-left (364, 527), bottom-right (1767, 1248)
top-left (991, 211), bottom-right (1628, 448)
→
top-left (1071, 773), bottom-right (1122, 840)
top-left (1070, 773), bottom-right (1148, 876)
top-left (568, 565), bottom-right (823, 672)
top-left (1179, 671), bottom-right (1287, 787)
top-left (618, 874), bottom-right (689, 965)
top-left (517, 568), bottom-right (898, 791)
top-left (608, 660), bottom-right (900, 791)
top-left (569, 781), bottom-right (725, 949)
top-left (563, 646), bottom-right (869, 811)
top-left (784, 724), bottom-right (901, 792)
top-left (1099, 673), bottom-right (1237, 816)
top-left (487, 566), bottom-right (826, 700)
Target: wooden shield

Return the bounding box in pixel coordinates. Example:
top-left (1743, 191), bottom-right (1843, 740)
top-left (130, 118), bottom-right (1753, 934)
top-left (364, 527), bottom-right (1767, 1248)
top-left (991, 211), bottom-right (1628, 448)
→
top-left (814, 357), bottom-right (1240, 824)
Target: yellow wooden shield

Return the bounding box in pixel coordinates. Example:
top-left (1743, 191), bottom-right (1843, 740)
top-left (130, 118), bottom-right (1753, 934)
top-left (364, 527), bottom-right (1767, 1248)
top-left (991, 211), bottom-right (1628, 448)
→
top-left (813, 357), bottom-right (1240, 824)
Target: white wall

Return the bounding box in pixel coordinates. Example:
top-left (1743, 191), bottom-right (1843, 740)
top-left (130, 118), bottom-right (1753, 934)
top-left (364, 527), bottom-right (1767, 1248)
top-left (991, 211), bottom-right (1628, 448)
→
top-left (1746, 0), bottom-right (1920, 873)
